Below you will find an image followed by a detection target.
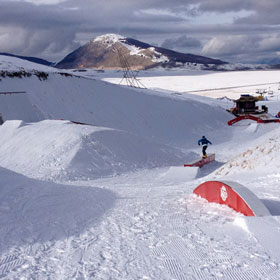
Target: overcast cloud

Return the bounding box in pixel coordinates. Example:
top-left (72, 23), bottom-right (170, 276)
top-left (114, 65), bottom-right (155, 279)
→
top-left (0, 0), bottom-right (280, 63)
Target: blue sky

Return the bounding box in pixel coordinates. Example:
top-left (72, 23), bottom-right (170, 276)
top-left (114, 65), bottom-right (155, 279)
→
top-left (0, 0), bottom-right (280, 64)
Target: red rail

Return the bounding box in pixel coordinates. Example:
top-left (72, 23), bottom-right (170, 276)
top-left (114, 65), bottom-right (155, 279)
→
top-left (228, 114), bottom-right (280, 126)
top-left (184, 154), bottom-right (215, 168)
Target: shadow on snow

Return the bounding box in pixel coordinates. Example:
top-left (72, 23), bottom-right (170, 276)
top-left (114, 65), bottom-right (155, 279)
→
top-left (0, 167), bottom-right (116, 254)
top-left (196, 160), bottom-right (225, 178)
top-left (261, 199), bottom-right (280, 216)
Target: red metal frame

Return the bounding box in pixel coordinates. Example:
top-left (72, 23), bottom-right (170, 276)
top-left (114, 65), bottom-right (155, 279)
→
top-left (184, 154), bottom-right (215, 168)
top-left (228, 114), bottom-right (280, 126)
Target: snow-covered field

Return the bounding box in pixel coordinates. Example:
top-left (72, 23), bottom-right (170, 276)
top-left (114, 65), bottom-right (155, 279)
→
top-left (1, 55), bottom-right (280, 279)
top-left (103, 69), bottom-right (280, 100)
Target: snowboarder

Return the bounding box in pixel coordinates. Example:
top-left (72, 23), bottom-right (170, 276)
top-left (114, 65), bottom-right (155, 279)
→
top-left (198, 136), bottom-right (212, 158)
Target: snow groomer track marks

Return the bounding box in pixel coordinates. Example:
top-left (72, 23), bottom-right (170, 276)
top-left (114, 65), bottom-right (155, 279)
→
top-left (0, 254), bottom-right (26, 277)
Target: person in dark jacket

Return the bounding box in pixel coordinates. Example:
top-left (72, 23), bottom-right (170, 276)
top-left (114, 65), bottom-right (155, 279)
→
top-left (198, 136), bottom-right (212, 158)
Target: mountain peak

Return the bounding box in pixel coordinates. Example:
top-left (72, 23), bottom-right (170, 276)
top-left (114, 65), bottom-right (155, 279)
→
top-left (57, 34), bottom-right (227, 70)
top-left (92, 34), bottom-right (126, 45)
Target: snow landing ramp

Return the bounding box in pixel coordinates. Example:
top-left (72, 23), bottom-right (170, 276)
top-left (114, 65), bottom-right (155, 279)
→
top-left (161, 166), bottom-right (199, 183)
top-left (194, 180), bottom-right (271, 216)
top-left (184, 154), bottom-right (215, 168)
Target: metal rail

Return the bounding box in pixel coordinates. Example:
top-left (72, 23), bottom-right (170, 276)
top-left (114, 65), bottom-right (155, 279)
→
top-left (183, 82), bottom-right (279, 94)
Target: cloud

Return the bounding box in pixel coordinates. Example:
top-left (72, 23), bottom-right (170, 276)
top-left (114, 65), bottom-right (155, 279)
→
top-left (198, 0), bottom-right (280, 25)
top-left (198, 0), bottom-right (252, 13)
top-left (0, 0), bottom-right (280, 63)
top-left (161, 35), bottom-right (201, 51)
top-left (18, 0), bottom-right (68, 5)
top-left (202, 35), bottom-right (257, 56)
top-left (258, 35), bottom-right (280, 52)
top-left (202, 33), bottom-right (280, 63)
top-left (0, 0), bottom-right (84, 60)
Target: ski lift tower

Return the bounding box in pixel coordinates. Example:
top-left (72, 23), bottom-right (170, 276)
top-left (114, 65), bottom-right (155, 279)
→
top-left (113, 47), bottom-right (146, 89)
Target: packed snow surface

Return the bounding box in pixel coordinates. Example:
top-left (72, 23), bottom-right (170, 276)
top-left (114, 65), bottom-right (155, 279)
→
top-left (0, 55), bottom-right (280, 279)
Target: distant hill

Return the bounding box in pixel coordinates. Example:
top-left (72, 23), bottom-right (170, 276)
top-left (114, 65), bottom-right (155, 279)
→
top-left (56, 34), bottom-right (227, 70)
top-left (0, 52), bottom-right (54, 66)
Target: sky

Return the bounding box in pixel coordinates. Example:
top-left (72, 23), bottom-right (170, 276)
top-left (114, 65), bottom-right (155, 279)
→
top-left (1, 0), bottom-right (280, 64)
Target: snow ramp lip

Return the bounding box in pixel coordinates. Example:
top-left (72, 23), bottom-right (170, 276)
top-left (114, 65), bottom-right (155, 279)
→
top-left (160, 166), bottom-right (199, 182)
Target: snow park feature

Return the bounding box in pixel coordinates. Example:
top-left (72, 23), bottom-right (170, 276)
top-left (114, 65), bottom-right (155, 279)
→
top-left (227, 94), bottom-right (280, 125)
top-left (228, 114), bottom-right (280, 125)
top-left (184, 153), bottom-right (215, 168)
top-left (160, 165), bottom-right (200, 183)
top-left (193, 180), bottom-right (271, 216)
top-left (2, 54), bottom-right (280, 279)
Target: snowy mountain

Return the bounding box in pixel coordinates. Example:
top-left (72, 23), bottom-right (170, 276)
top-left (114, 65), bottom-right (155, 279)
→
top-left (1, 54), bottom-right (280, 279)
top-left (0, 52), bottom-right (54, 66)
top-left (56, 34), bottom-right (227, 70)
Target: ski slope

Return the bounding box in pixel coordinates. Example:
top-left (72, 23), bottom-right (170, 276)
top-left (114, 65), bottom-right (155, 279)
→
top-left (0, 55), bottom-right (280, 279)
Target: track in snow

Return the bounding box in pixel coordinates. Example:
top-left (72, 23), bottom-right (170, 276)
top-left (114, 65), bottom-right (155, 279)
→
top-left (0, 253), bottom-right (26, 278)
top-left (2, 170), bottom-right (280, 279)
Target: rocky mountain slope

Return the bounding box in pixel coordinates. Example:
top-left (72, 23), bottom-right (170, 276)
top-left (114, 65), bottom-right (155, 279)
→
top-left (56, 34), bottom-right (227, 70)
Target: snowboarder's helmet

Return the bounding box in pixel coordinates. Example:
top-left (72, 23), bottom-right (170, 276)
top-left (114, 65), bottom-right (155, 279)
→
top-left (202, 136), bottom-right (205, 138)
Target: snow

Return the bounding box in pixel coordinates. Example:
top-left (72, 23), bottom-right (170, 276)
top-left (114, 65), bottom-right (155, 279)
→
top-left (0, 54), bottom-right (56, 73)
top-left (92, 34), bottom-right (170, 63)
top-left (93, 34), bottom-right (125, 48)
top-left (147, 47), bottom-right (169, 63)
top-left (1, 54), bottom-right (280, 279)
top-left (104, 69), bottom-right (280, 100)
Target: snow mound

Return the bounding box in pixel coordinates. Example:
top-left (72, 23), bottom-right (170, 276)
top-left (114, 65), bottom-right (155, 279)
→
top-left (215, 126), bottom-right (280, 177)
top-left (1, 119), bottom-right (25, 130)
top-left (159, 165), bottom-right (199, 183)
top-left (0, 92), bottom-right (44, 122)
top-left (0, 120), bottom-right (94, 179)
top-left (0, 120), bottom-right (187, 181)
top-left (0, 54), bottom-right (54, 73)
top-left (0, 166), bottom-right (116, 253)
top-left (0, 68), bottom-right (231, 148)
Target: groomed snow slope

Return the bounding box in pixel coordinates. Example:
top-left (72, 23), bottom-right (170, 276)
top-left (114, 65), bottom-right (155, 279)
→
top-left (0, 56), bottom-right (232, 149)
top-left (1, 56), bottom-right (280, 279)
top-left (0, 165), bottom-right (116, 256)
top-left (0, 120), bottom-right (188, 180)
